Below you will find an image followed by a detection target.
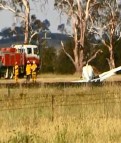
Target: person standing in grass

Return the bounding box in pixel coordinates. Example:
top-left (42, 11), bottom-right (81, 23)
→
top-left (14, 62), bottom-right (19, 83)
top-left (31, 60), bottom-right (37, 83)
top-left (26, 60), bottom-right (32, 83)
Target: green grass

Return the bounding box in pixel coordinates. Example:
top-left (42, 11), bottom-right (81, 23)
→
top-left (0, 83), bottom-right (121, 142)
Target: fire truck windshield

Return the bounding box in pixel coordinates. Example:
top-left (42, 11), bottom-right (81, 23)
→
top-left (27, 48), bottom-right (32, 54)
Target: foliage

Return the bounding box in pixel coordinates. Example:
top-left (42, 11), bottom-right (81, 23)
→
top-left (39, 38), bottom-right (109, 74)
top-left (58, 24), bottom-right (66, 34)
top-left (0, 16), bottom-right (51, 46)
top-left (91, 39), bottom-right (121, 72)
top-left (39, 38), bottom-right (76, 74)
top-left (55, 40), bottom-right (75, 74)
top-left (114, 39), bottom-right (121, 66)
top-left (0, 26), bottom-right (24, 38)
top-left (91, 45), bottom-right (110, 72)
top-left (54, 0), bottom-right (106, 73)
top-left (0, 0), bottom-right (49, 44)
top-left (55, 49), bottom-right (75, 74)
top-left (40, 46), bottom-right (57, 73)
top-left (54, 0), bottom-right (121, 72)
top-left (89, 0), bottom-right (121, 69)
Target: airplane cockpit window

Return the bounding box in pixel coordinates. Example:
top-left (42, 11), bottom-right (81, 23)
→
top-left (27, 48), bottom-right (32, 54)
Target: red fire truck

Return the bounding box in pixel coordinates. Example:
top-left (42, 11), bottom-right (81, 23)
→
top-left (0, 44), bottom-right (40, 78)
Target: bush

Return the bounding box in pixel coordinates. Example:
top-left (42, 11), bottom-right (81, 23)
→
top-left (54, 40), bottom-right (75, 74)
top-left (55, 49), bottom-right (75, 74)
top-left (39, 40), bottom-right (75, 74)
top-left (40, 47), bottom-right (57, 73)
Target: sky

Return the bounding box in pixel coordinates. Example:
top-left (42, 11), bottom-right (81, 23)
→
top-left (0, 0), bottom-right (70, 33)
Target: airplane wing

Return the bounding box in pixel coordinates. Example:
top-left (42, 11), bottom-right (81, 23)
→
top-left (98, 66), bottom-right (121, 82)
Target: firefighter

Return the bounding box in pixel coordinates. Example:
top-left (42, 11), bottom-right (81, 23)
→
top-left (26, 60), bottom-right (32, 83)
top-left (31, 60), bottom-right (37, 83)
top-left (14, 62), bottom-right (19, 83)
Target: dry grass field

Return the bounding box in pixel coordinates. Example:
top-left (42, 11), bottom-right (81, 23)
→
top-left (0, 74), bottom-right (121, 142)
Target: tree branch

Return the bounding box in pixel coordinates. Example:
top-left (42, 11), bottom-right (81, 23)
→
top-left (87, 49), bottom-right (103, 63)
top-left (0, 4), bottom-right (24, 18)
top-left (61, 41), bottom-right (75, 65)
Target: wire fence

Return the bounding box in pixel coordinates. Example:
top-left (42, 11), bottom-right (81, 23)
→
top-left (0, 86), bottom-right (121, 121)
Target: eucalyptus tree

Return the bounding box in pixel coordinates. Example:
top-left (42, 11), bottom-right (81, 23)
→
top-left (54, 0), bottom-right (102, 73)
top-left (0, 0), bottom-right (30, 44)
top-left (0, 0), bottom-right (48, 44)
top-left (89, 0), bottom-right (121, 69)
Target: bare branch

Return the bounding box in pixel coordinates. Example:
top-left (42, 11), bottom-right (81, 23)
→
top-left (88, 27), bottom-right (110, 49)
top-left (101, 39), bottom-right (110, 49)
top-left (29, 31), bottom-right (38, 43)
top-left (0, 3), bottom-right (24, 18)
top-left (61, 41), bottom-right (75, 65)
top-left (87, 49), bottom-right (103, 63)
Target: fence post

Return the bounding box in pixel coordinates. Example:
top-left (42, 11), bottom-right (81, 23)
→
top-left (51, 95), bottom-right (55, 121)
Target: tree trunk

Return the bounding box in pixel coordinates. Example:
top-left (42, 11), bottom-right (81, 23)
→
top-left (108, 48), bottom-right (115, 69)
top-left (22, 0), bottom-right (30, 44)
top-left (74, 49), bottom-right (84, 74)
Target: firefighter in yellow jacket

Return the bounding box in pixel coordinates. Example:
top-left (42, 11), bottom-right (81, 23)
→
top-left (31, 60), bottom-right (37, 83)
top-left (26, 60), bottom-right (32, 82)
top-left (14, 62), bottom-right (19, 83)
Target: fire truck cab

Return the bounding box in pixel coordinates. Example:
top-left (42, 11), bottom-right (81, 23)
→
top-left (14, 45), bottom-right (40, 65)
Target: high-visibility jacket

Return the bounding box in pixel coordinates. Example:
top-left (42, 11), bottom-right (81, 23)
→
top-left (14, 65), bottom-right (19, 75)
top-left (26, 63), bottom-right (31, 75)
top-left (31, 63), bottom-right (37, 75)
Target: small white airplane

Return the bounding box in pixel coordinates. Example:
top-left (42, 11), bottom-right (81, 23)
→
top-left (72, 65), bottom-right (121, 83)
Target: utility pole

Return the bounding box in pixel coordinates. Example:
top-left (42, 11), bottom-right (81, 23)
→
top-left (40, 30), bottom-right (51, 70)
top-left (42, 29), bottom-right (51, 48)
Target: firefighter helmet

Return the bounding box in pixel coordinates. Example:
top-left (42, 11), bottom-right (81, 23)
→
top-left (27, 60), bottom-right (30, 64)
top-left (33, 60), bottom-right (35, 64)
